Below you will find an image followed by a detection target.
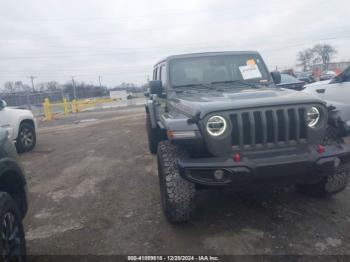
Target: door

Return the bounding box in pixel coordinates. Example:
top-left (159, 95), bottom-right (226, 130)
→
top-left (0, 100), bottom-right (8, 127)
top-left (0, 102), bottom-right (13, 138)
top-left (323, 67), bottom-right (350, 104)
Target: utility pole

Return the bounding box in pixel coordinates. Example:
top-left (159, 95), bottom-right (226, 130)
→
top-left (71, 76), bottom-right (77, 100)
top-left (26, 76), bottom-right (37, 110)
top-left (98, 76), bottom-right (102, 88)
top-left (28, 75), bottom-right (37, 92)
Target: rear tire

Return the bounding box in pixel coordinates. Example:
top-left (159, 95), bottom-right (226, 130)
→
top-left (146, 114), bottom-right (160, 154)
top-left (16, 123), bottom-right (36, 153)
top-left (0, 192), bottom-right (26, 261)
top-left (157, 141), bottom-right (196, 223)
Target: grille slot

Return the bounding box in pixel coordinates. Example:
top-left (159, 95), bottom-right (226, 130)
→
top-left (231, 107), bottom-right (307, 149)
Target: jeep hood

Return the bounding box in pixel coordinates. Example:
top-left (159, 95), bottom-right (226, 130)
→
top-left (169, 87), bottom-right (324, 118)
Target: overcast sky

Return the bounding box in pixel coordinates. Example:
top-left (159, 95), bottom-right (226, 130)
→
top-left (0, 0), bottom-right (349, 88)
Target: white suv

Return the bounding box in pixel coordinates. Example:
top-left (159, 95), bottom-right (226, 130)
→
top-left (0, 99), bottom-right (37, 153)
top-left (303, 66), bottom-right (350, 129)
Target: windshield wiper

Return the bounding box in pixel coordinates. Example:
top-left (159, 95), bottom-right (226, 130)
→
top-left (211, 80), bottom-right (264, 89)
top-left (173, 83), bottom-right (213, 89)
top-left (172, 83), bottom-right (217, 93)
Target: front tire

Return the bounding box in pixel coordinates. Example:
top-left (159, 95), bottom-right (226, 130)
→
top-left (297, 163), bottom-right (349, 197)
top-left (297, 126), bottom-right (349, 197)
top-left (0, 192), bottom-right (26, 261)
top-left (157, 141), bottom-right (196, 223)
top-left (16, 123), bottom-right (36, 153)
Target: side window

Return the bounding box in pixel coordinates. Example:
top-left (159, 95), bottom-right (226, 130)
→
top-left (153, 68), bottom-right (158, 80)
top-left (156, 67), bottom-right (161, 80)
top-left (160, 65), bottom-right (167, 86)
top-left (343, 68), bottom-right (350, 82)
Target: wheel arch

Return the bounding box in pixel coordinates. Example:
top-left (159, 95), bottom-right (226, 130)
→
top-left (0, 159), bottom-right (28, 218)
top-left (19, 119), bottom-right (35, 128)
top-left (16, 118), bottom-right (36, 141)
top-left (327, 104), bottom-right (350, 138)
top-left (146, 100), bottom-right (157, 129)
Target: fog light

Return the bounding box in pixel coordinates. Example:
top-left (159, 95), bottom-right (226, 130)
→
top-left (213, 170), bottom-right (225, 181)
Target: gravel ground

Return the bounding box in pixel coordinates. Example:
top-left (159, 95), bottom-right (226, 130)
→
top-left (19, 107), bottom-right (350, 258)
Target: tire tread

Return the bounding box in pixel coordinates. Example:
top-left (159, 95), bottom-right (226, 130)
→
top-left (157, 141), bottom-right (196, 223)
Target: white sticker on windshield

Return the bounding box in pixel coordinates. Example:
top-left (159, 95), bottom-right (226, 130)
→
top-left (239, 64), bottom-right (262, 80)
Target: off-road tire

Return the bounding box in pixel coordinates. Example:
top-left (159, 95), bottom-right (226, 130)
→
top-left (16, 123), bottom-right (36, 153)
top-left (0, 192), bottom-right (26, 261)
top-left (157, 141), bottom-right (196, 223)
top-left (297, 126), bottom-right (349, 197)
top-left (297, 164), bottom-right (349, 197)
top-left (146, 114), bottom-right (160, 154)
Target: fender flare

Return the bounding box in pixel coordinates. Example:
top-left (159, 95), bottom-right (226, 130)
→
top-left (145, 100), bottom-right (157, 129)
top-left (0, 158), bottom-right (27, 187)
top-left (0, 157), bottom-right (28, 217)
top-left (327, 104), bottom-right (350, 137)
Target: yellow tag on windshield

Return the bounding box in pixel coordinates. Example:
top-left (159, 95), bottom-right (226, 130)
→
top-left (247, 59), bottom-right (256, 66)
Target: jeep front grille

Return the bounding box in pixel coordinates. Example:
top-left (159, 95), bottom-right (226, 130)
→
top-left (230, 107), bottom-right (307, 149)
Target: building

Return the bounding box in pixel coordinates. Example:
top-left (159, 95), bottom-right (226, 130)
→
top-left (109, 90), bottom-right (128, 101)
top-left (312, 61), bottom-right (350, 76)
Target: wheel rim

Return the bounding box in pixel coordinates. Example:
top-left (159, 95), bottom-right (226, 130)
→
top-left (20, 128), bottom-right (33, 148)
top-left (2, 212), bottom-right (23, 260)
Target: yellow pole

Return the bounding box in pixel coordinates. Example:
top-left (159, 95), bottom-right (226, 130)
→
top-left (72, 99), bottom-right (77, 113)
top-left (44, 98), bottom-right (52, 121)
top-left (63, 98), bottom-right (68, 115)
top-left (43, 100), bottom-right (48, 119)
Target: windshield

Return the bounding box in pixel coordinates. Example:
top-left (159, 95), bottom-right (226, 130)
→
top-left (169, 54), bottom-right (271, 88)
top-left (280, 74), bottom-right (299, 84)
top-left (299, 72), bottom-right (310, 77)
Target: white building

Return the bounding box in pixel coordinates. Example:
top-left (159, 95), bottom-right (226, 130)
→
top-left (110, 90), bottom-right (128, 101)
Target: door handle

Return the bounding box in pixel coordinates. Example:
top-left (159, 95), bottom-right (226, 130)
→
top-left (316, 89), bottom-right (325, 94)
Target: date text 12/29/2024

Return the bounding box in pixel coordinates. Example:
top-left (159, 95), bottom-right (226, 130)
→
top-left (127, 256), bottom-right (220, 261)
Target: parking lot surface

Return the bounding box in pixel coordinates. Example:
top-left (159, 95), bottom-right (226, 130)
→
top-left (20, 107), bottom-right (350, 255)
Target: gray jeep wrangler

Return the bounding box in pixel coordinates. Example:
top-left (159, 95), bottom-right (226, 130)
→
top-left (145, 51), bottom-right (350, 223)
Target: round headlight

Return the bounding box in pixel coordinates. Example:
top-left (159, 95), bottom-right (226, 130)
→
top-left (207, 116), bottom-right (227, 136)
top-left (306, 107), bottom-right (320, 127)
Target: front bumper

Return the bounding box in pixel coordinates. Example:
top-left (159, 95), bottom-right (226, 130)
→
top-left (178, 144), bottom-right (350, 187)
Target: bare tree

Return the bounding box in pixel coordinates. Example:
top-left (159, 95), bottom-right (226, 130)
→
top-left (14, 81), bottom-right (25, 92)
top-left (312, 44), bottom-right (337, 71)
top-left (4, 81), bottom-right (15, 93)
top-left (297, 48), bottom-right (314, 71)
top-left (46, 81), bottom-right (60, 91)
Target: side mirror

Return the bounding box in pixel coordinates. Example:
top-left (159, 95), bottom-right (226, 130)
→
top-left (271, 71), bottom-right (281, 85)
top-left (149, 80), bottom-right (163, 95)
top-left (0, 99), bottom-right (7, 109)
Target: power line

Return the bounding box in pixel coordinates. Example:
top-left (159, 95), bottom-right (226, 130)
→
top-left (0, 35), bottom-right (349, 60)
top-left (0, 1), bottom-right (326, 23)
top-left (0, 7), bottom-right (245, 22)
top-left (1, 20), bottom-right (348, 44)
